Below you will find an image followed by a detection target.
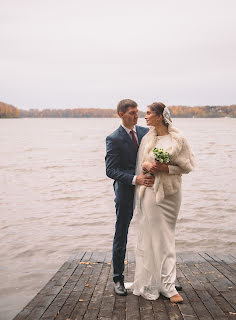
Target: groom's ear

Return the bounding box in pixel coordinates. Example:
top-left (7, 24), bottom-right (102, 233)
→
top-left (118, 112), bottom-right (124, 118)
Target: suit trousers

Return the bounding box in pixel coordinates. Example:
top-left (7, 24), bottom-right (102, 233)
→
top-left (112, 182), bottom-right (134, 282)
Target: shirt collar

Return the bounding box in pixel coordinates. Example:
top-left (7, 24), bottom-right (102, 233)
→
top-left (121, 124), bottom-right (137, 134)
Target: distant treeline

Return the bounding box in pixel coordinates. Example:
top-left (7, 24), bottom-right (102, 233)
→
top-left (0, 102), bottom-right (19, 118)
top-left (1, 101), bottom-right (236, 118)
top-left (169, 105), bottom-right (236, 118)
top-left (19, 107), bottom-right (117, 118)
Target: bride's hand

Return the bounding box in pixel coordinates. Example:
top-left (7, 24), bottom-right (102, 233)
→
top-left (142, 161), bottom-right (159, 174)
top-left (154, 161), bottom-right (169, 173)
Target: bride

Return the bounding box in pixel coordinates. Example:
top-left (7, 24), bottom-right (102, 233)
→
top-left (129, 102), bottom-right (195, 303)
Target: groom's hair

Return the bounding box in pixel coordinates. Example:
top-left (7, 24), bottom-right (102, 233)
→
top-left (117, 99), bottom-right (137, 114)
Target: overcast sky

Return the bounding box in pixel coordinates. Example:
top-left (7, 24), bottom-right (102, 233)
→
top-left (0, 0), bottom-right (236, 110)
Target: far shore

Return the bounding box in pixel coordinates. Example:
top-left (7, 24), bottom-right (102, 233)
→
top-left (1, 101), bottom-right (236, 118)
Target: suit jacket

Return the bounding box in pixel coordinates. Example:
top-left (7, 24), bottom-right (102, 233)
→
top-left (105, 125), bottom-right (149, 187)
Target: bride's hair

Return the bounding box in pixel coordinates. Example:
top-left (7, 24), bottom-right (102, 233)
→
top-left (148, 102), bottom-right (169, 127)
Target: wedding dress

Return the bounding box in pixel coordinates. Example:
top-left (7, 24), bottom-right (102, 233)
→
top-left (128, 127), bottom-right (194, 300)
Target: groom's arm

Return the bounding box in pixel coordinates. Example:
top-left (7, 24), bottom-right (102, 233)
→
top-left (105, 136), bottom-right (134, 185)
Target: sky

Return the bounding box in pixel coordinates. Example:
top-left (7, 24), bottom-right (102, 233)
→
top-left (0, 0), bottom-right (236, 110)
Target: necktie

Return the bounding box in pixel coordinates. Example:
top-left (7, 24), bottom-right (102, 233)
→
top-left (130, 130), bottom-right (139, 149)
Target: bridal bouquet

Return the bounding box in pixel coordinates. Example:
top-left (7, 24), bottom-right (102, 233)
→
top-left (153, 148), bottom-right (172, 164)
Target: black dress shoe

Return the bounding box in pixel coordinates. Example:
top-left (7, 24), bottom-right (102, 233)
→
top-left (175, 285), bottom-right (182, 291)
top-left (114, 281), bottom-right (127, 296)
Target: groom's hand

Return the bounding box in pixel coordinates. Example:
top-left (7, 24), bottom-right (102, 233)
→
top-left (136, 172), bottom-right (154, 187)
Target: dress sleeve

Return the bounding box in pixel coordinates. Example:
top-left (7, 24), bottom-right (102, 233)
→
top-left (168, 165), bottom-right (189, 175)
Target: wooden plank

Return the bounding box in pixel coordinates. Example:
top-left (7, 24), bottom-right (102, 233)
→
top-left (214, 295), bottom-right (236, 320)
top-left (219, 290), bottom-right (236, 311)
top-left (139, 296), bottom-right (155, 319)
top-left (40, 265), bottom-right (88, 320)
top-left (187, 258), bottom-right (231, 304)
top-left (13, 251), bottom-right (236, 320)
top-left (126, 293), bottom-right (140, 320)
top-left (203, 282), bottom-right (221, 297)
top-left (177, 292), bottom-right (199, 320)
top-left (42, 252), bottom-right (93, 320)
top-left (205, 253), bottom-right (236, 284)
top-left (70, 253), bottom-right (110, 319)
top-left (55, 265), bottom-right (98, 319)
top-left (176, 253), bottom-right (183, 264)
top-left (188, 302), bottom-right (213, 320)
top-left (176, 265), bottom-right (215, 319)
top-left (152, 297), bottom-right (169, 320)
top-left (229, 253), bottom-right (236, 262)
top-left (98, 262), bottom-right (115, 319)
top-left (140, 308), bottom-right (155, 320)
top-left (199, 253), bottom-right (236, 311)
top-left (54, 253), bottom-right (94, 320)
top-left (212, 253), bottom-right (236, 269)
top-left (81, 251), bottom-right (93, 262)
top-left (178, 252), bottom-right (206, 264)
top-left (197, 253), bottom-right (235, 290)
top-left (195, 290), bottom-right (228, 320)
top-left (68, 251), bottom-right (86, 264)
top-left (13, 252), bottom-right (86, 320)
top-left (163, 298), bottom-right (184, 320)
top-left (193, 261), bottom-right (222, 282)
top-left (69, 263), bottom-right (105, 319)
top-left (25, 295), bottom-right (60, 320)
top-left (87, 265), bottom-right (110, 308)
top-left (178, 262), bottom-right (227, 319)
top-left (12, 292), bottom-right (45, 320)
top-left (112, 295), bottom-right (126, 320)
top-left (104, 250), bottom-right (112, 263)
top-left (90, 251), bottom-right (107, 263)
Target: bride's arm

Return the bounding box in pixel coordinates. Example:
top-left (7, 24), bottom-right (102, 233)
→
top-left (142, 161), bottom-right (169, 174)
top-left (168, 165), bottom-right (189, 175)
top-left (168, 136), bottom-right (195, 174)
top-left (143, 161), bottom-right (188, 174)
top-left (155, 162), bottom-right (190, 174)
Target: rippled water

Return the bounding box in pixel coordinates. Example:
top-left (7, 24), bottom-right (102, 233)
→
top-left (0, 118), bottom-right (235, 319)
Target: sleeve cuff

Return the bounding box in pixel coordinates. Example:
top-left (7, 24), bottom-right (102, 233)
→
top-left (132, 175), bottom-right (137, 185)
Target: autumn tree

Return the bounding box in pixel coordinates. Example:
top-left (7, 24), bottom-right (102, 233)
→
top-left (0, 102), bottom-right (19, 118)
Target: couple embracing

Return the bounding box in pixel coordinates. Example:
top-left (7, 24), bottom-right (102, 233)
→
top-left (105, 99), bottom-right (194, 303)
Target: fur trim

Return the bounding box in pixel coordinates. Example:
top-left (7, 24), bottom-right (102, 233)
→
top-left (137, 124), bottom-right (195, 204)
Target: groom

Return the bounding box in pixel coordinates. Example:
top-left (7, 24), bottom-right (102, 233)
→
top-left (105, 99), bottom-right (154, 296)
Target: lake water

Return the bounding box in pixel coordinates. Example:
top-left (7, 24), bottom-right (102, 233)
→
top-left (0, 118), bottom-right (236, 319)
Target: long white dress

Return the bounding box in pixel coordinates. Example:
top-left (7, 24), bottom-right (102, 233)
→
top-left (130, 134), bottom-right (188, 300)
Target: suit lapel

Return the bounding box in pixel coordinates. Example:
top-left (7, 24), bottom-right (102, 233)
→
top-left (119, 125), bottom-right (136, 150)
top-left (136, 126), bottom-right (143, 145)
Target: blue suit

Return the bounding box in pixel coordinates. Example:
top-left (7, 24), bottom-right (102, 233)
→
top-left (105, 125), bottom-right (148, 281)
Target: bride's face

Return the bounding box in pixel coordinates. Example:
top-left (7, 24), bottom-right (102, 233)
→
top-left (145, 107), bottom-right (162, 126)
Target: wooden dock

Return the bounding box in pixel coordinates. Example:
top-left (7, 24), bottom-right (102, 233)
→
top-left (13, 251), bottom-right (236, 320)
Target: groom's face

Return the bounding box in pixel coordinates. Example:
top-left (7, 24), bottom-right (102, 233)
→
top-left (119, 106), bottom-right (138, 129)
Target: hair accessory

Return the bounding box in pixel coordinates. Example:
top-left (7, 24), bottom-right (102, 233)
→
top-left (163, 106), bottom-right (172, 123)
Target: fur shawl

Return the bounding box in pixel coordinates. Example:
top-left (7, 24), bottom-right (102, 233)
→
top-left (136, 124), bottom-right (195, 204)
